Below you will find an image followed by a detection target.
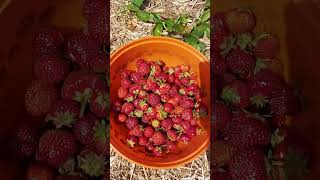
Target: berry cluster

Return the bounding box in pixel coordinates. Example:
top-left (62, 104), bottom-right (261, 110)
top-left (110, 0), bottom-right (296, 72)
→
top-left (212, 8), bottom-right (310, 180)
top-left (14, 0), bottom-right (109, 179)
top-left (113, 59), bottom-right (208, 157)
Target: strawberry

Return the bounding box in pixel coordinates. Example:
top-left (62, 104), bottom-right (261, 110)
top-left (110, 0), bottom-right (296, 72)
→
top-left (172, 116), bottom-right (182, 124)
top-left (161, 94), bottom-right (170, 102)
top-left (55, 175), bottom-right (83, 180)
top-left (144, 78), bottom-right (157, 91)
top-left (82, 0), bottom-right (106, 18)
top-left (161, 118), bottom-right (173, 130)
top-left (226, 112), bottom-right (271, 149)
top-left (120, 70), bottom-right (131, 79)
top-left (25, 80), bottom-right (59, 116)
top-left (158, 83), bottom-right (171, 95)
top-left (144, 126), bottom-right (155, 138)
top-left (163, 103), bottom-right (174, 113)
top-left (129, 125), bottom-right (143, 137)
top-left (89, 53), bottom-right (108, 73)
top-left (150, 63), bottom-right (162, 77)
top-left (126, 117), bottom-right (138, 130)
top-left (90, 119), bottom-right (108, 155)
top-left (146, 107), bottom-right (157, 118)
top-left (181, 121), bottom-right (191, 131)
top-left (78, 150), bottom-right (107, 177)
top-left (139, 136), bottom-right (148, 146)
top-left (32, 27), bottom-right (64, 59)
top-left (213, 102), bottom-right (231, 132)
top-left (121, 78), bottom-right (132, 89)
top-left (136, 59), bottom-right (151, 76)
top-left (180, 98), bottom-right (194, 109)
top-left (221, 80), bottom-right (250, 108)
top-left (230, 149), bottom-right (268, 180)
top-left (66, 32), bottom-right (100, 69)
top-left (148, 93), bottom-right (160, 107)
top-left (118, 113), bottom-right (127, 123)
top-left (127, 135), bottom-right (138, 147)
top-left (89, 91), bottom-right (108, 118)
top-left (26, 164), bottom-right (53, 180)
top-left (211, 141), bottom-right (235, 167)
top-left (73, 116), bottom-right (95, 145)
top-left (212, 55), bottom-right (227, 75)
top-left (121, 102), bottom-right (134, 115)
top-left (211, 170), bottom-right (231, 180)
top-left (167, 129), bottom-right (178, 141)
top-left (152, 146), bottom-right (163, 157)
top-left (179, 133), bottom-right (191, 143)
top-left (173, 106), bottom-right (184, 115)
top-left (253, 33), bottom-right (280, 59)
top-left (151, 131), bottom-right (166, 145)
top-left (46, 100), bottom-right (80, 128)
top-left (181, 108), bottom-right (193, 121)
top-left (38, 130), bottom-right (76, 167)
top-left (125, 93), bottom-right (135, 103)
top-left (33, 57), bottom-right (70, 84)
top-left (226, 47), bottom-right (255, 79)
top-left (14, 123), bottom-right (38, 158)
top-left (129, 83), bottom-right (142, 94)
top-left (118, 87), bottom-right (128, 99)
top-left (87, 8), bottom-right (109, 46)
top-left (146, 142), bottom-right (154, 151)
top-left (138, 99), bottom-right (149, 111)
top-left (212, 18), bottom-right (230, 52)
top-left (180, 77), bottom-right (190, 86)
top-left (225, 8), bottom-right (256, 34)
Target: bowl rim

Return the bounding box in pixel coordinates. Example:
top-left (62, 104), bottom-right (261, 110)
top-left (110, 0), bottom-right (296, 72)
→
top-left (110, 36), bottom-right (210, 169)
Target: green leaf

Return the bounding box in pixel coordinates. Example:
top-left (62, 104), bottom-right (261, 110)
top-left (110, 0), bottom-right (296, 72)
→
top-left (136, 10), bottom-right (151, 22)
top-left (152, 23), bottom-right (163, 36)
top-left (205, 0), bottom-right (210, 8)
top-left (204, 27), bottom-right (210, 38)
top-left (164, 19), bottom-right (174, 32)
top-left (132, 0), bottom-right (144, 8)
top-left (198, 42), bottom-right (206, 52)
top-left (127, 4), bottom-right (139, 12)
top-left (191, 24), bottom-right (207, 38)
top-left (151, 13), bottom-right (162, 23)
top-left (200, 9), bottom-right (210, 23)
top-left (184, 35), bottom-right (199, 46)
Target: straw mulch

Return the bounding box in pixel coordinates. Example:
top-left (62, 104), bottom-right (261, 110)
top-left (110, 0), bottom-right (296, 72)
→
top-left (110, 0), bottom-right (210, 179)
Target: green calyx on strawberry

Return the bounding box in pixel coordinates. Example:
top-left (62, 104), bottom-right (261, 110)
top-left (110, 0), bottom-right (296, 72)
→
top-left (250, 95), bottom-right (269, 109)
top-left (78, 151), bottom-right (107, 177)
top-left (58, 158), bottom-right (76, 175)
top-left (221, 80), bottom-right (250, 108)
top-left (220, 34), bottom-right (236, 56)
top-left (46, 111), bottom-right (77, 128)
top-left (74, 88), bottom-right (92, 118)
top-left (134, 109), bottom-right (143, 118)
top-left (236, 33), bottom-right (254, 50)
top-left (253, 33), bottom-right (280, 60)
top-left (93, 120), bottom-right (107, 146)
top-left (90, 92), bottom-right (108, 118)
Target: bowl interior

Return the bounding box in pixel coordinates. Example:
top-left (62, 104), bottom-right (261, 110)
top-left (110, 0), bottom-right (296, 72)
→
top-left (110, 37), bottom-right (210, 168)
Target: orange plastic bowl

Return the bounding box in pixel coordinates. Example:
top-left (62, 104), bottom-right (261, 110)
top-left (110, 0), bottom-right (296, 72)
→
top-left (110, 36), bottom-right (210, 169)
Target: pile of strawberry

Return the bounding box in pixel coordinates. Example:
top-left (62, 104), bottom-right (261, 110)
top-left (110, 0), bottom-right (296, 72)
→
top-left (113, 59), bottom-right (207, 157)
top-left (12, 0), bottom-right (109, 179)
top-left (212, 8), bottom-right (310, 180)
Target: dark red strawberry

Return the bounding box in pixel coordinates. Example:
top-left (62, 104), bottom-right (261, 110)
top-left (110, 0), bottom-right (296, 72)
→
top-left (78, 150), bottom-right (107, 177)
top-left (144, 126), bottom-right (155, 138)
top-left (181, 108), bottom-right (193, 121)
top-left (27, 164), bottom-right (53, 180)
top-left (148, 93), bottom-right (160, 107)
top-left (25, 80), bottom-right (59, 116)
top-left (212, 55), bottom-right (227, 75)
top-left (152, 146), bottom-right (163, 157)
top-left (89, 53), bottom-right (108, 73)
top-left (179, 133), bottom-right (191, 143)
top-left (212, 18), bottom-right (231, 52)
top-left (180, 98), bottom-right (194, 109)
top-left (146, 107), bottom-right (157, 118)
top-left (254, 33), bottom-right (280, 59)
top-left (169, 85), bottom-right (179, 96)
top-left (138, 99), bottom-right (149, 111)
top-left (226, 47), bottom-right (255, 79)
top-left (89, 91), bottom-right (108, 118)
top-left (181, 121), bottom-right (191, 131)
top-left (14, 123), bottom-right (38, 158)
top-left (158, 83), bottom-right (171, 95)
top-left (225, 8), bottom-right (256, 34)
top-left (163, 103), bottom-right (174, 113)
top-left (136, 59), bottom-right (151, 76)
top-left (221, 80), bottom-right (250, 108)
top-left (121, 78), bottom-right (132, 89)
top-left (87, 8), bottom-right (109, 45)
top-left (46, 100), bottom-right (80, 128)
top-left (213, 102), bottom-right (231, 132)
top-left (180, 77), bottom-right (190, 86)
top-left (129, 83), bottom-right (142, 95)
top-left (118, 87), bottom-right (128, 99)
top-left (161, 94), bottom-right (170, 102)
top-left (121, 102), bottom-right (134, 115)
top-left (34, 57), bottom-right (70, 84)
top-left (38, 130), bottom-right (77, 167)
top-left (55, 175), bottom-right (83, 180)
top-left (126, 117), bottom-right (138, 130)
top-left (167, 129), bottom-right (178, 141)
top-left (161, 118), bottom-right (173, 130)
top-left (32, 27), bottom-right (64, 59)
top-left (226, 112), bottom-right (271, 149)
top-left (151, 131), bottom-right (166, 145)
top-left (66, 32), bottom-right (100, 69)
top-left (230, 149), bottom-right (268, 180)
top-left (73, 116), bottom-right (95, 145)
top-left (172, 116), bottom-right (182, 124)
top-left (139, 136), bottom-right (148, 146)
top-left (127, 135), bottom-right (138, 147)
top-left (82, 0), bottom-right (106, 18)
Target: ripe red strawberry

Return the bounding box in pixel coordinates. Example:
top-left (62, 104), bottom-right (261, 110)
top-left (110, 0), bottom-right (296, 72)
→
top-left (127, 135), bottom-right (138, 147)
top-left (179, 133), bottom-right (191, 143)
top-left (66, 32), bottom-right (100, 69)
top-left (87, 8), bottom-right (109, 46)
top-left (146, 142), bottom-right (154, 151)
top-left (126, 117), bottom-right (138, 130)
top-left (212, 20), bottom-right (230, 52)
top-left (230, 149), bottom-right (268, 180)
top-left (226, 112), bottom-right (271, 149)
top-left (150, 63), bottom-right (162, 77)
top-left (142, 114), bottom-right (151, 123)
top-left (32, 27), bottom-right (64, 59)
top-left (34, 57), bottom-right (70, 84)
top-left (158, 83), bottom-right (171, 95)
top-left (129, 125), bottom-right (143, 137)
top-left (161, 118), bottom-right (173, 130)
top-left (55, 175), bottom-right (83, 180)
top-left (38, 130), bottom-right (76, 167)
top-left (89, 91), bottom-right (108, 118)
top-left (131, 72), bottom-right (143, 83)
top-left (167, 129), bottom-right (178, 141)
top-left (226, 47), bottom-right (255, 79)
top-left (225, 8), bottom-right (256, 34)
top-left (163, 103), bottom-right (174, 113)
top-left (118, 113), bottom-right (127, 123)
top-left (118, 87), bottom-right (128, 99)
top-left (144, 78), bottom-right (157, 91)
top-left (211, 170), bottom-right (231, 180)
top-left (180, 98), bottom-right (194, 109)
top-left (136, 59), bottom-right (151, 76)
top-left (89, 53), bottom-right (108, 73)
top-left (152, 146), bottom-right (163, 157)
top-left (121, 102), bottom-right (134, 115)
top-left (129, 83), bottom-right (142, 94)
top-left (27, 164), bottom-right (53, 180)
top-left (125, 93), bottom-right (135, 103)
top-left (221, 80), bottom-right (250, 108)
top-left (46, 100), bottom-right (80, 128)
top-left (144, 126), bottom-right (155, 138)
top-left (270, 84), bottom-right (300, 116)
top-left (212, 55), bottom-right (227, 75)
top-left (211, 141), bottom-right (235, 167)
top-left (166, 141), bottom-right (177, 151)
top-left (90, 120), bottom-right (108, 155)
top-left (139, 136), bottom-right (148, 146)
top-left (181, 120), bottom-right (191, 131)
top-left (181, 108), bottom-right (193, 121)
top-left (82, 0), bottom-right (106, 18)
top-left (161, 94), bottom-right (170, 102)
top-left (213, 102), bottom-right (231, 132)
top-left (254, 33), bottom-right (280, 59)
top-left (121, 78), bottom-right (132, 89)
top-left (148, 93), bottom-right (160, 107)
top-left (73, 116), bottom-right (95, 145)
top-left (14, 123), bottom-right (38, 157)
top-left (172, 116), bottom-right (182, 124)
top-left (169, 85), bottom-right (179, 96)
top-left (151, 131), bottom-right (166, 145)
top-left (78, 150), bottom-right (107, 177)
top-left (180, 77), bottom-right (190, 86)
top-left (138, 99), bottom-right (149, 111)
top-left (25, 80), bottom-right (59, 116)
top-left (146, 107), bottom-right (157, 118)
